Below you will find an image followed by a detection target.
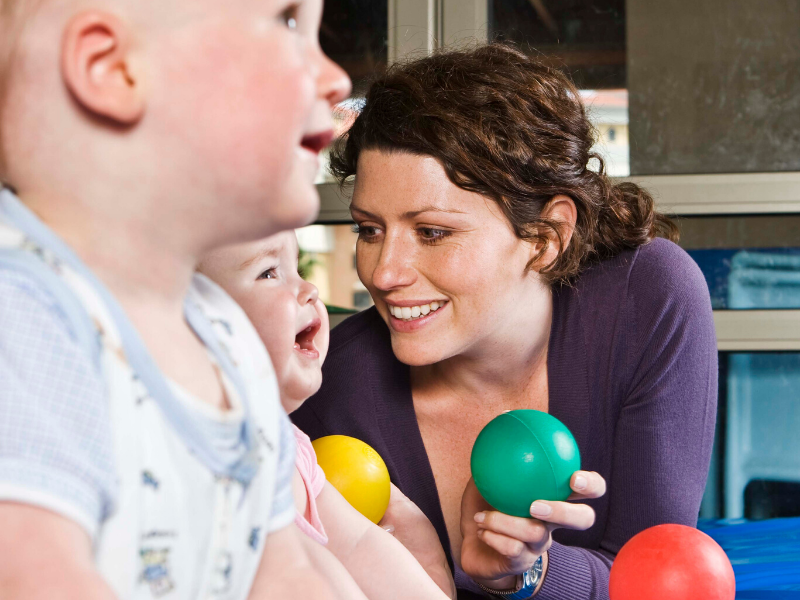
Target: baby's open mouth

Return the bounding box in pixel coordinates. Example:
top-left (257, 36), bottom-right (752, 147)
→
top-left (294, 318), bottom-right (321, 354)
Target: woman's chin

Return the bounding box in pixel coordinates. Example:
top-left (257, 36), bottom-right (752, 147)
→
top-left (390, 338), bottom-right (447, 367)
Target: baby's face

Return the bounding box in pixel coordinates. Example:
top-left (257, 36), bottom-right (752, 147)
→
top-left (202, 232), bottom-right (329, 413)
top-left (145, 0), bottom-right (351, 238)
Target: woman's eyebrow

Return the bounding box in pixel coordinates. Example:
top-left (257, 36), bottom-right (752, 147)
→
top-left (349, 205), bottom-right (377, 218)
top-left (350, 205), bottom-right (467, 219)
top-left (401, 205), bottom-right (468, 218)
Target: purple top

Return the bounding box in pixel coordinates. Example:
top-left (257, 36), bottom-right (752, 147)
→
top-left (292, 239), bottom-right (718, 600)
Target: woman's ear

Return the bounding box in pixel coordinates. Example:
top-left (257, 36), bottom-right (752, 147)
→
top-left (531, 194), bottom-right (578, 267)
top-left (61, 11), bottom-right (144, 125)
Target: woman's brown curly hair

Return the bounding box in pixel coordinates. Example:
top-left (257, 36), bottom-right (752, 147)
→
top-left (330, 43), bottom-right (677, 284)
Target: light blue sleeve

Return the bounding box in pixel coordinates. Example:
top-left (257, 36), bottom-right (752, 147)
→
top-left (267, 411), bottom-right (297, 532)
top-left (0, 269), bottom-right (117, 538)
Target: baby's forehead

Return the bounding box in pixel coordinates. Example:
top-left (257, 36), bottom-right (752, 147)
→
top-left (238, 232), bottom-right (298, 267)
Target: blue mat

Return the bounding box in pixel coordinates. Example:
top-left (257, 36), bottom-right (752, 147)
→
top-left (698, 517), bottom-right (800, 597)
top-left (736, 594), bottom-right (800, 599)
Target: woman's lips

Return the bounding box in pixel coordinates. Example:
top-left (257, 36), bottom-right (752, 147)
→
top-left (386, 300), bottom-right (447, 321)
top-left (386, 301), bottom-right (448, 333)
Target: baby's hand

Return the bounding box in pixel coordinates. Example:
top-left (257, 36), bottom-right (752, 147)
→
top-left (379, 483), bottom-right (456, 599)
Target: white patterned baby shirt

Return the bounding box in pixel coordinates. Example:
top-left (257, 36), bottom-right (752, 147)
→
top-left (0, 188), bottom-right (295, 599)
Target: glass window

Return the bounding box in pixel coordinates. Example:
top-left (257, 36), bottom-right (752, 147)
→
top-left (677, 215), bottom-right (800, 309)
top-left (316, 0), bottom-right (386, 185)
top-left (490, 2), bottom-right (629, 176)
top-left (489, 0), bottom-right (800, 176)
top-left (489, 0), bottom-right (626, 90)
top-left (702, 352), bottom-right (800, 519)
top-left (297, 224), bottom-right (367, 317)
top-left (320, 0), bottom-right (387, 95)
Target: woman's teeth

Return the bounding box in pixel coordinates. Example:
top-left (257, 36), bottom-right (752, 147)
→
top-left (388, 302), bottom-right (445, 321)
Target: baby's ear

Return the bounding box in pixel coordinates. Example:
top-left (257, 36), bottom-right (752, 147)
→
top-left (61, 11), bottom-right (144, 125)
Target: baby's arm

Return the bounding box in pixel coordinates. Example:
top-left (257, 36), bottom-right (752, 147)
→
top-left (379, 483), bottom-right (456, 597)
top-left (299, 528), bottom-right (370, 600)
top-left (0, 503), bottom-right (117, 600)
top-left (248, 521), bottom-right (352, 600)
top-left (0, 276), bottom-right (120, 599)
top-left (318, 481), bottom-right (454, 600)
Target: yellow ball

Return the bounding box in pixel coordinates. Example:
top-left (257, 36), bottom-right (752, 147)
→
top-left (312, 435), bottom-right (391, 524)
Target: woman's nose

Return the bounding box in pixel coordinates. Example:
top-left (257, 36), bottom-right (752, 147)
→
top-left (369, 237), bottom-right (417, 291)
top-left (298, 280), bottom-right (320, 306)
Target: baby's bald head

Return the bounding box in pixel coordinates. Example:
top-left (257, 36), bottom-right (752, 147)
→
top-left (0, 0), bottom-right (346, 245)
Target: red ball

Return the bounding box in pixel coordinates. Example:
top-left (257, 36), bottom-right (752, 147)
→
top-left (609, 524), bottom-right (735, 600)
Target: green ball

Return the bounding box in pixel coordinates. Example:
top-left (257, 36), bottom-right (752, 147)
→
top-left (470, 410), bottom-right (581, 517)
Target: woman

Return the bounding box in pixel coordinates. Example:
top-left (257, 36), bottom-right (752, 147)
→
top-left (293, 44), bottom-right (717, 599)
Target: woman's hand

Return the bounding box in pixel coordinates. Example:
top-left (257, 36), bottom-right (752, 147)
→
top-left (459, 472), bottom-right (606, 588)
top-left (379, 483), bottom-right (456, 599)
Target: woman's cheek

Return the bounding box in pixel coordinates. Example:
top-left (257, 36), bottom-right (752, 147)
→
top-left (355, 243), bottom-right (379, 290)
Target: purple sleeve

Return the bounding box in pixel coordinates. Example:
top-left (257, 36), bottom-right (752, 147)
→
top-left (538, 243), bottom-right (719, 599)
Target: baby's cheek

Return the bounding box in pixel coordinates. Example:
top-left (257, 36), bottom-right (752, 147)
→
top-left (155, 25), bottom-right (314, 180)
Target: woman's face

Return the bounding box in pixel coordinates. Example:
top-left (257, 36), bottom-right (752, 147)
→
top-left (351, 150), bottom-right (552, 367)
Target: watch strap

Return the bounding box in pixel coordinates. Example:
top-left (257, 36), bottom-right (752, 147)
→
top-left (476, 555), bottom-right (543, 599)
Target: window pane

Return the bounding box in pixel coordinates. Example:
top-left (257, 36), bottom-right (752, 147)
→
top-left (317, 0), bottom-right (386, 184)
top-left (297, 225), bottom-right (368, 325)
top-left (489, 0), bottom-right (626, 90)
top-left (490, 1), bottom-right (629, 176)
top-left (678, 215), bottom-right (800, 309)
top-left (627, 0), bottom-right (800, 175)
top-left (488, 0), bottom-right (800, 175)
top-left (703, 352), bottom-right (800, 519)
top-left (321, 0), bottom-right (387, 95)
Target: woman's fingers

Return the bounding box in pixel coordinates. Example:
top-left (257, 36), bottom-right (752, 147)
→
top-left (528, 499), bottom-right (596, 530)
top-left (567, 470), bottom-right (606, 500)
top-left (474, 511), bottom-right (549, 546)
top-left (476, 528), bottom-right (541, 565)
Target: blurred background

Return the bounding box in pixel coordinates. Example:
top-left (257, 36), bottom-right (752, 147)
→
top-left (296, 0), bottom-right (800, 527)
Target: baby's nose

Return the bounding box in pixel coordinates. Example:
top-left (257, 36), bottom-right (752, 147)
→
top-left (298, 280), bottom-right (319, 305)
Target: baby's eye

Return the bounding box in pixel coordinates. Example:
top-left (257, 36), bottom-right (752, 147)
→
top-left (281, 4), bottom-right (299, 30)
top-left (258, 267), bottom-right (278, 280)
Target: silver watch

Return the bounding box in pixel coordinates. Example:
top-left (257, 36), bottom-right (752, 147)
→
top-left (476, 555), bottom-right (544, 599)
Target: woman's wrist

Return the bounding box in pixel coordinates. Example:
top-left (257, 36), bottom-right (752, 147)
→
top-left (473, 574), bottom-right (518, 591)
top-left (533, 551), bottom-right (548, 595)
top-left (474, 551), bottom-right (548, 598)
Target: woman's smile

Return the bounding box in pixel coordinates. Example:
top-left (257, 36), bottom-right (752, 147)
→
top-left (385, 300), bottom-right (449, 332)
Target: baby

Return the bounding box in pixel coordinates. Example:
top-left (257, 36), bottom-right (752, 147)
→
top-left (200, 231), bottom-right (456, 599)
top-left (0, 0), bottom-right (355, 597)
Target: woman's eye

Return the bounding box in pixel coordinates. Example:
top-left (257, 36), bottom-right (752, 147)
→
top-left (281, 4), bottom-right (299, 30)
top-left (258, 267), bottom-right (278, 280)
top-left (418, 228), bottom-right (451, 243)
top-left (352, 224), bottom-right (380, 241)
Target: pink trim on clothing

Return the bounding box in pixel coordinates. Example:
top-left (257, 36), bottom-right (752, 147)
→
top-left (292, 424), bottom-right (328, 544)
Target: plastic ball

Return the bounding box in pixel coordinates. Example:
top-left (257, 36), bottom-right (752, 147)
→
top-left (609, 524), bottom-right (736, 600)
top-left (312, 435), bottom-right (391, 524)
top-left (470, 409), bottom-right (581, 517)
